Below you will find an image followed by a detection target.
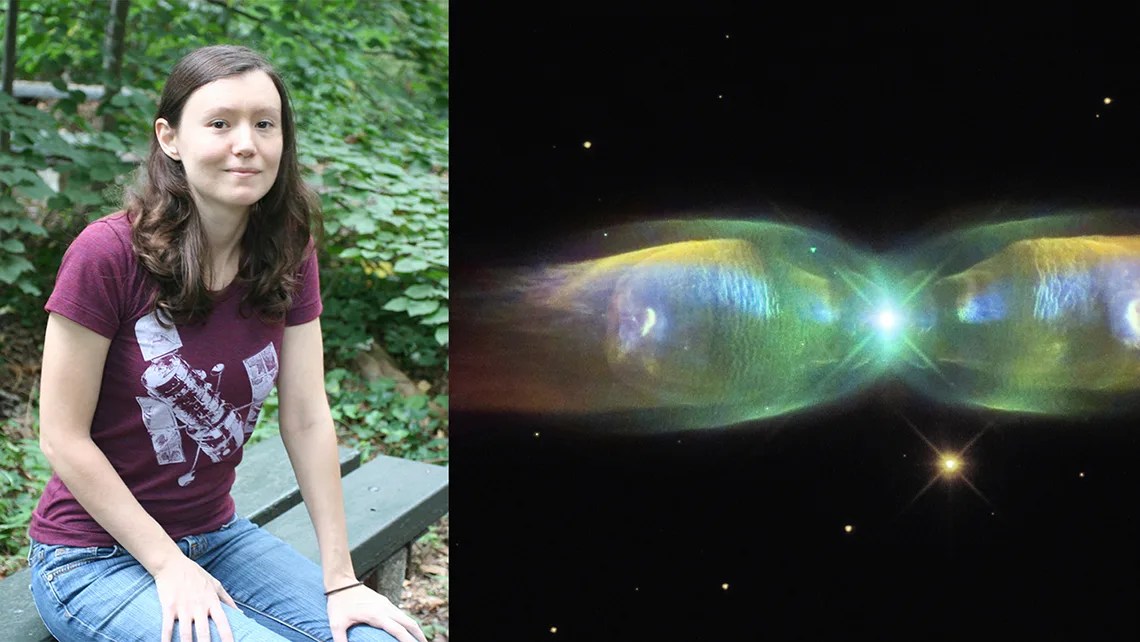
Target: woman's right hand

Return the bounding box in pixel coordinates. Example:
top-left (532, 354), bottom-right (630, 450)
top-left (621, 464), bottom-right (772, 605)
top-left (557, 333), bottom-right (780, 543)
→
top-left (153, 555), bottom-right (239, 642)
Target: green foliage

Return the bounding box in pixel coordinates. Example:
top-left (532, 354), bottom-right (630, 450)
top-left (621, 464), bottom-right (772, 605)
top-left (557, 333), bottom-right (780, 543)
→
top-left (384, 323), bottom-right (446, 376)
top-left (314, 130), bottom-right (450, 363)
top-left (253, 369), bottom-right (447, 465)
top-left (0, 431), bottom-right (51, 575)
top-left (325, 368), bottom-right (448, 464)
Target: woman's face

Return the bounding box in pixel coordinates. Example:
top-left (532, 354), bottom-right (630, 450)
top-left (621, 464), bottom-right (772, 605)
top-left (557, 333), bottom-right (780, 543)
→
top-left (156, 70), bottom-right (284, 218)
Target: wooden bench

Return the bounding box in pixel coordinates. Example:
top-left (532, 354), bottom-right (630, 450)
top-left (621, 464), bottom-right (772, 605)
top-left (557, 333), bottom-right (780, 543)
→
top-left (0, 436), bottom-right (449, 641)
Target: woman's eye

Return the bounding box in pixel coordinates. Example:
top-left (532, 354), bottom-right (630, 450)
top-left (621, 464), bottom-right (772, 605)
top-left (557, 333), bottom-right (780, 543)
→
top-left (210, 120), bottom-right (227, 129)
top-left (256, 120), bottom-right (274, 129)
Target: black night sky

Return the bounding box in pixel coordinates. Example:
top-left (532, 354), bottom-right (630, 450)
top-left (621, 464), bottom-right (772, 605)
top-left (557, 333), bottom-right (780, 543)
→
top-left (450, 6), bottom-right (1140, 641)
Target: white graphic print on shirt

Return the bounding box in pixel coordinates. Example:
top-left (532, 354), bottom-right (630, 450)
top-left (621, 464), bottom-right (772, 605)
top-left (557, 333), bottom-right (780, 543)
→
top-left (242, 342), bottom-right (279, 434)
top-left (133, 312), bottom-right (279, 486)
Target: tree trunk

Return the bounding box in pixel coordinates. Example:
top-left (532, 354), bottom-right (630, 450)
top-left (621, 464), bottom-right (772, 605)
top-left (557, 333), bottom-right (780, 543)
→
top-left (100, 0), bottom-right (130, 132)
top-left (1, 0), bottom-right (18, 153)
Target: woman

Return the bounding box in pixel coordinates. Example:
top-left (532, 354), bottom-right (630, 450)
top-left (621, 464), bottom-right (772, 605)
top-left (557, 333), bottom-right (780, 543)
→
top-left (26, 45), bottom-right (427, 642)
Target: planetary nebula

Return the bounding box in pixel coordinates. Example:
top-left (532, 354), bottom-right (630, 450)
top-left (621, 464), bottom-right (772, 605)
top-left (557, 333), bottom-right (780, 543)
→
top-left (454, 212), bottom-right (1140, 426)
top-left (903, 227), bottom-right (1140, 414)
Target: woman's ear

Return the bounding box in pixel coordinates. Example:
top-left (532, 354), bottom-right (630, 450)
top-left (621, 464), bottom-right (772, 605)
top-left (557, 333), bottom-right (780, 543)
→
top-left (155, 118), bottom-right (180, 161)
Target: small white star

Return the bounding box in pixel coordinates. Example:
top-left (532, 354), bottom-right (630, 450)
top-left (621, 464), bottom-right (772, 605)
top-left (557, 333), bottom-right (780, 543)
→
top-left (582, 141), bottom-right (592, 149)
top-left (550, 626), bottom-right (558, 634)
top-left (1104, 97), bottom-right (1113, 105)
top-left (844, 524), bottom-right (854, 533)
top-left (721, 582), bottom-right (730, 590)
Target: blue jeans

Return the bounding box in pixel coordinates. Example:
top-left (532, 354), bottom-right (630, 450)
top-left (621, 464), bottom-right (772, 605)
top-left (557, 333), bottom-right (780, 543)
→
top-left (28, 515), bottom-right (397, 641)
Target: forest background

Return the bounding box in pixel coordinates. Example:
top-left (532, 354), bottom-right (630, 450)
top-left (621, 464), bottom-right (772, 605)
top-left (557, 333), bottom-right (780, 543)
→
top-left (0, 0), bottom-right (449, 638)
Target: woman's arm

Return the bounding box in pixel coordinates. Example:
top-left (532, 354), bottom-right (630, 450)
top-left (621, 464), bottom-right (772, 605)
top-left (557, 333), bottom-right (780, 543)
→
top-left (40, 312), bottom-right (184, 570)
top-left (39, 312), bottom-right (237, 642)
top-left (277, 318), bottom-right (355, 587)
top-left (277, 318), bottom-right (426, 642)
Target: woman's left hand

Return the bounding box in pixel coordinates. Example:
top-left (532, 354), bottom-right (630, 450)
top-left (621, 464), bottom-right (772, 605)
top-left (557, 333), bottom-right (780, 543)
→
top-left (327, 584), bottom-right (428, 642)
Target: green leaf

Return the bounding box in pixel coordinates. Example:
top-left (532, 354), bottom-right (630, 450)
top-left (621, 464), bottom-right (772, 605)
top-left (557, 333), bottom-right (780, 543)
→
top-left (393, 257), bottom-right (429, 273)
top-left (0, 168), bottom-right (41, 186)
top-left (15, 178), bottom-right (56, 201)
top-left (0, 254), bottom-right (34, 283)
top-left (17, 218), bottom-right (47, 235)
top-left (341, 210), bottom-right (378, 235)
top-left (374, 161), bottom-right (407, 177)
top-left (89, 164), bottom-right (118, 182)
top-left (0, 195), bottom-right (20, 214)
top-left (434, 326), bottom-right (449, 346)
top-left (382, 297), bottom-right (409, 312)
top-left (0, 238), bottom-right (25, 253)
top-left (406, 299), bottom-right (440, 317)
top-left (403, 284), bottom-right (436, 299)
top-left (421, 307), bottom-right (449, 325)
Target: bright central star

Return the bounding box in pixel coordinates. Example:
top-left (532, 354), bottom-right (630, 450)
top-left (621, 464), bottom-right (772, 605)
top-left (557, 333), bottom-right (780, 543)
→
top-left (875, 308), bottom-right (899, 332)
top-left (942, 456), bottom-right (960, 472)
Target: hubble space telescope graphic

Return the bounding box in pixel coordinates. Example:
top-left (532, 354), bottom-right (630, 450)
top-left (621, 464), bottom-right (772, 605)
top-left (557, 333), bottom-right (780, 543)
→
top-left (134, 313), bottom-right (278, 486)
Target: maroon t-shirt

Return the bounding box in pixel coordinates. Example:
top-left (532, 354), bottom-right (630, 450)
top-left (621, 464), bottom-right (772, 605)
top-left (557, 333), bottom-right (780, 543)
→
top-left (29, 212), bottom-right (322, 546)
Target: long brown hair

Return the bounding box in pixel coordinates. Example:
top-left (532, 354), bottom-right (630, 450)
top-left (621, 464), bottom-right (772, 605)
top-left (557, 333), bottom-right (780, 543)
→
top-left (127, 44), bottom-right (321, 325)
